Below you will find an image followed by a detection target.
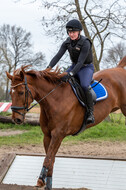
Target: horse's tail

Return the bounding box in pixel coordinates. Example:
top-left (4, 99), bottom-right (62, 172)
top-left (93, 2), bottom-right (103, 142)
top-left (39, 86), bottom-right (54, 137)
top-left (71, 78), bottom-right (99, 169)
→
top-left (117, 56), bottom-right (126, 69)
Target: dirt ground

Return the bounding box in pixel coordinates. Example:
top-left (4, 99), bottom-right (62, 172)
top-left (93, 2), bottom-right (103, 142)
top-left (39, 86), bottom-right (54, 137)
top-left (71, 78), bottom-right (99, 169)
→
top-left (29, 106), bottom-right (40, 114)
top-left (1, 140), bottom-right (126, 161)
top-left (0, 129), bottom-right (26, 137)
top-left (0, 184), bottom-right (89, 190)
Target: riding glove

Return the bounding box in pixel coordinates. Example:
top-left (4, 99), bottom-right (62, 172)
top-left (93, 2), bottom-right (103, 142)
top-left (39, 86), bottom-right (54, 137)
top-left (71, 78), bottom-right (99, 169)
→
top-left (61, 72), bottom-right (73, 82)
top-left (46, 65), bottom-right (51, 69)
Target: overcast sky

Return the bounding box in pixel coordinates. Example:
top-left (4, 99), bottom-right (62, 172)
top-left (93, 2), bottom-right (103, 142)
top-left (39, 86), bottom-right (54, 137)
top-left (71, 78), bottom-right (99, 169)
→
top-left (0, 0), bottom-right (56, 64)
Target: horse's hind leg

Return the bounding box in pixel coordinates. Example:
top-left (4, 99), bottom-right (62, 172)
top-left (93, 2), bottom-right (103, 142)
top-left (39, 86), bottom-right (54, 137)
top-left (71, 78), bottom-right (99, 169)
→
top-left (121, 105), bottom-right (126, 116)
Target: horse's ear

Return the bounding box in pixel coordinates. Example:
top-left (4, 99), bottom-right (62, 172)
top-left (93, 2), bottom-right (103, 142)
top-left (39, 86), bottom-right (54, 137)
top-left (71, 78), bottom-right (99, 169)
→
top-left (6, 72), bottom-right (13, 80)
top-left (20, 70), bottom-right (24, 81)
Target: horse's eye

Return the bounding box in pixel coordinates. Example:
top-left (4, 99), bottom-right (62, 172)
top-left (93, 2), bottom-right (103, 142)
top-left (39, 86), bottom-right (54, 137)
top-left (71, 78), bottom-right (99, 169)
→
top-left (18, 91), bottom-right (24, 95)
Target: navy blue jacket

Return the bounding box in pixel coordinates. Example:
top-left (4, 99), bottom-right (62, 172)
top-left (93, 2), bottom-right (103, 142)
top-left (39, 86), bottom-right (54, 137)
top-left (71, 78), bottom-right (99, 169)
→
top-left (49, 35), bottom-right (93, 75)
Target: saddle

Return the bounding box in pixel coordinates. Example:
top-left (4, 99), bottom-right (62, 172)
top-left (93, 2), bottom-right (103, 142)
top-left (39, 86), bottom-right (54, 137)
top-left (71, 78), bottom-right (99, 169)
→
top-left (69, 77), bottom-right (97, 107)
top-left (69, 77), bottom-right (108, 136)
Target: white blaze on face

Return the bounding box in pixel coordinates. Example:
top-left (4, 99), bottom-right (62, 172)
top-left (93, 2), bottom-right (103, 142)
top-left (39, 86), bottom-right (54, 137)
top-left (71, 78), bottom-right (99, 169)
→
top-left (123, 66), bottom-right (126, 70)
top-left (12, 89), bottom-right (15, 94)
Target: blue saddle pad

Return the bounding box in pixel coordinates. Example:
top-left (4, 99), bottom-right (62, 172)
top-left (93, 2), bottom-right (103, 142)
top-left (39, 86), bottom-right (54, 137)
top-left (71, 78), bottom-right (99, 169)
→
top-left (91, 80), bottom-right (108, 101)
top-left (70, 80), bottom-right (108, 107)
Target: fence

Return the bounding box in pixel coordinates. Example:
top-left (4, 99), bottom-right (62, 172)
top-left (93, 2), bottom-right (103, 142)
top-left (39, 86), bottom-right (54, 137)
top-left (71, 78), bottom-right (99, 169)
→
top-left (0, 102), bottom-right (12, 112)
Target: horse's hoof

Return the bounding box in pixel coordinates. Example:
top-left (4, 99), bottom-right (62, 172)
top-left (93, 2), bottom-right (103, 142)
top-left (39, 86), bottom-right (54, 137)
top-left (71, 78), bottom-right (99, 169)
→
top-left (44, 187), bottom-right (51, 190)
top-left (36, 179), bottom-right (45, 187)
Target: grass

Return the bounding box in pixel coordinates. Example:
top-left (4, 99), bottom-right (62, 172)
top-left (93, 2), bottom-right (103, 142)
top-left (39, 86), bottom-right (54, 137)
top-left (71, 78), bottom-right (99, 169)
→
top-left (0, 111), bottom-right (11, 116)
top-left (0, 113), bottom-right (126, 147)
top-left (64, 121), bottom-right (126, 142)
top-left (0, 123), bottom-right (43, 147)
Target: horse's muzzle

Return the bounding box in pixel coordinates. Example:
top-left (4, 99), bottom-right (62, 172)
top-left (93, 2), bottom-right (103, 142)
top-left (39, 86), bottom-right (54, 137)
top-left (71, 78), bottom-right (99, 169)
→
top-left (12, 112), bottom-right (24, 125)
top-left (11, 107), bottom-right (26, 125)
top-left (13, 117), bottom-right (23, 125)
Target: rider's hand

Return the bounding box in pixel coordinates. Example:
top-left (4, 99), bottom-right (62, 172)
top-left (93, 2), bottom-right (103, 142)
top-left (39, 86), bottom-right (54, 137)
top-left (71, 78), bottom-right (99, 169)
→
top-left (61, 72), bottom-right (73, 82)
top-left (46, 65), bottom-right (51, 69)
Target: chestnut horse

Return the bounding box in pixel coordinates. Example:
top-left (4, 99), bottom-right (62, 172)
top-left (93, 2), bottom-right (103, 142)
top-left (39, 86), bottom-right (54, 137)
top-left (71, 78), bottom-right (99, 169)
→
top-left (6, 56), bottom-right (126, 190)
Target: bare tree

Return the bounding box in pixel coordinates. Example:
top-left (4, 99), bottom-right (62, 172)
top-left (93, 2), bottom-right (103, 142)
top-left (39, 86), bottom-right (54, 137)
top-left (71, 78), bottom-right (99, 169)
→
top-left (102, 42), bottom-right (126, 69)
top-left (0, 24), bottom-right (45, 101)
top-left (40, 0), bottom-right (126, 71)
top-left (0, 81), bottom-right (5, 101)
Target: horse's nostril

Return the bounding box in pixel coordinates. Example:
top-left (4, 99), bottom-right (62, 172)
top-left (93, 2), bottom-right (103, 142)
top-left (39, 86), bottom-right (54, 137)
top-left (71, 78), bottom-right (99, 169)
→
top-left (14, 118), bottom-right (22, 124)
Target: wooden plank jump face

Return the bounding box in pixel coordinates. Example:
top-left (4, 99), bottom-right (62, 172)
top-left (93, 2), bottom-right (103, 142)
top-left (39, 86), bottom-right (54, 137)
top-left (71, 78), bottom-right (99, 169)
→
top-left (0, 153), bottom-right (15, 183)
top-left (1, 153), bottom-right (126, 190)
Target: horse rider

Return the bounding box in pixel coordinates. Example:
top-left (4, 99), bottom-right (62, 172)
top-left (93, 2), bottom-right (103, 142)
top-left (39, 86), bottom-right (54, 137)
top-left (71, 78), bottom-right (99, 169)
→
top-left (47, 19), bottom-right (95, 124)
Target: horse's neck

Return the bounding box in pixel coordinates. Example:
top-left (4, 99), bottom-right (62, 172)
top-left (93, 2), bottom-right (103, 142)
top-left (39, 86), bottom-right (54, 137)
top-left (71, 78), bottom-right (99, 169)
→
top-left (34, 79), bottom-right (68, 123)
top-left (32, 78), bottom-right (62, 103)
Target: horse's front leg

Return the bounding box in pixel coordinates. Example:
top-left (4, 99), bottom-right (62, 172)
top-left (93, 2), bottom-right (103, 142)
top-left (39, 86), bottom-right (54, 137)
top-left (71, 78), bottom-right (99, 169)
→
top-left (36, 134), bottom-right (51, 188)
top-left (37, 132), bottom-right (64, 190)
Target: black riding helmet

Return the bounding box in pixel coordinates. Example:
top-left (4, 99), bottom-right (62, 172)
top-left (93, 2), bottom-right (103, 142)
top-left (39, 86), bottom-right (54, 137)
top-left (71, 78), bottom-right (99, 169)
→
top-left (66, 19), bottom-right (82, 33)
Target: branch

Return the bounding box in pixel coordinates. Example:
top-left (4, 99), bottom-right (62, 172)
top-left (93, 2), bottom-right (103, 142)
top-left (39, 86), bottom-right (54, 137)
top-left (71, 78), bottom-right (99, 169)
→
top-left (98, 32), bottom-right (110, 63)
top-left (84, 0), bottom-right (103, 44)
top-left (74, 0), bottom-right (91, 39)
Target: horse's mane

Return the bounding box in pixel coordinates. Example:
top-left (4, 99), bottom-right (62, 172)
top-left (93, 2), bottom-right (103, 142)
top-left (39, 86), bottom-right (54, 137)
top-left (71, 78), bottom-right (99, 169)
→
top-left (13, 65), bottom-right (66, 83)
top-left (117, 56), bottom-right (126, 69)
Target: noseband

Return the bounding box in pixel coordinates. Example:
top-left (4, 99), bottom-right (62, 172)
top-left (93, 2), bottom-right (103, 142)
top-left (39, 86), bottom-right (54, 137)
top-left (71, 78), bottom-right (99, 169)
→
top-left (11, 76), bottom-right (33, 118)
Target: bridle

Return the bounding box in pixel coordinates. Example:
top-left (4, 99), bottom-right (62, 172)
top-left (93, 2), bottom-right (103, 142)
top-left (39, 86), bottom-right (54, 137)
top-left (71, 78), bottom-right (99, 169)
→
top-left (11, 76), bottom-right (63, 118)
top-left (11, 76), bottom-right (33, 118)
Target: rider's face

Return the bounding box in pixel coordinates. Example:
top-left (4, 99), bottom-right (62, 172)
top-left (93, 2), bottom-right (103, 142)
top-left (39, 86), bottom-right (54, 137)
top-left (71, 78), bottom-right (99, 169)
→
top-left (68, 31), bottom-right (80, 40)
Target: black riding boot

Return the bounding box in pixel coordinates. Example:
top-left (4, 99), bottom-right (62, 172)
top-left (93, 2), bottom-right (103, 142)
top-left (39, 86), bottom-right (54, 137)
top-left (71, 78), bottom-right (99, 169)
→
top-left (85, 88), bottom-right (95, 124)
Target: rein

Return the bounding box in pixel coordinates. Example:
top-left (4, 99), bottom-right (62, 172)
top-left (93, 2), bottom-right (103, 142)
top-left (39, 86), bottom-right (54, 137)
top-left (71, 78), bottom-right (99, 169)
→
top-left (27, 81), bottom-right (63, 112)
top-left (91, 79), bottom-right (102, 88)
top-left (11, 76), bottom-right (63, 117)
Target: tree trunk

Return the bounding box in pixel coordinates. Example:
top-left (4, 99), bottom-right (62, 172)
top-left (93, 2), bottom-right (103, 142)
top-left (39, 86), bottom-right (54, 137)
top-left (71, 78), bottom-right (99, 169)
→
top-left (0, 115), bottom-right (40, 126)
top-left (75, 0), bottom-right (100, 71)
top-left (92, 45), bottom-right (100, 71)
top-left (5, 78), bottom-right (9, 101)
